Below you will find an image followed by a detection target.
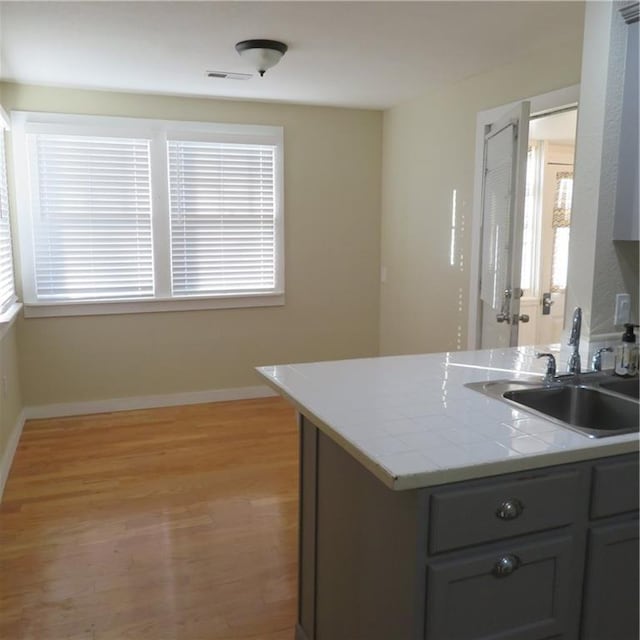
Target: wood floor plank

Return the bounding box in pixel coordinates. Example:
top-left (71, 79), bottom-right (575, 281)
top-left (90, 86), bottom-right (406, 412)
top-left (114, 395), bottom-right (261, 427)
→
top-left (0, 398), bottom-right (298, 639)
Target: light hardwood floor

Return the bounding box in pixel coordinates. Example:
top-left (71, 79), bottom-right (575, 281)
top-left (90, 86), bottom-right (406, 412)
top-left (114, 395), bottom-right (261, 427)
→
top-left (0, 397), bottom-right (299, 640)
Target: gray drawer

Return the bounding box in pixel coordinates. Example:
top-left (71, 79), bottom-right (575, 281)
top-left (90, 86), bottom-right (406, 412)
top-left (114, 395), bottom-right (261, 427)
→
top-left (590, 456), bottom-right (639, 519)
top-left (429, 470), bottom-right (582, 553)
top-left (425, 534), bottom-right (575, 640)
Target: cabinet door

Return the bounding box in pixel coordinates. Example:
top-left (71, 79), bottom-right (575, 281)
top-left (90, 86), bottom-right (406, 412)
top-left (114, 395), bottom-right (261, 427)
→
top-left (425, 534), bottom-right (575, 640)
top-left (614, 20), bottom-right (639, 240)
top-left (590, 456), bottom-right (639, 519)
top-left (581, 519), bottom-right (639, 640)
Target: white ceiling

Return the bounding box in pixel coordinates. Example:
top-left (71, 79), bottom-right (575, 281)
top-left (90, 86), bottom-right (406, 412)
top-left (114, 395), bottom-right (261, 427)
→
top-left (0, 1), bottom-right (585, 110)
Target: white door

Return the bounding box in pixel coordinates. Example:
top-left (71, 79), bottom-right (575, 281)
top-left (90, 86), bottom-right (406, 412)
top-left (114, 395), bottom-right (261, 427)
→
top-left (479, 102), bottom-right (530, 349)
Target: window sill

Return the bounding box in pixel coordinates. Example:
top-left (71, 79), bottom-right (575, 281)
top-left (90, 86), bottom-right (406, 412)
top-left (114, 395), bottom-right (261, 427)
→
top-left (0, 302), bottom-right (23, 340)
top-left (23, 293), bottom-right (285, 318)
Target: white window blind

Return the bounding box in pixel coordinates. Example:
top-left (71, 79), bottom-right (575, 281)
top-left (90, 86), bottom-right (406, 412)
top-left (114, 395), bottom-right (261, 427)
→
top-left (13, 112), bottom-right (284, 316)
top-left (0, 131), bottom-right (17, 314)
top-left (29, 134), bottom-right (154, 301)
top-left (551, 171), bottom-right (573, 292)
top-left (168, 140), bottom-right (277, 297)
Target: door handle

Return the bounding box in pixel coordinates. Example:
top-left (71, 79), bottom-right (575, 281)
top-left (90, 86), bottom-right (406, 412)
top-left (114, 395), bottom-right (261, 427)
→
top-left (498, 313), bottom-right (529, 324)
top-left (497, 289), bottom-right (512, 324)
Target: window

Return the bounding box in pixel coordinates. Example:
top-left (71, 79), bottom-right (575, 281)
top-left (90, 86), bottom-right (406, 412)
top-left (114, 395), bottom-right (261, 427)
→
top-left (12, 113), bottom-right (284, 317)
top-left (30, 134), bottom-right (154, 301)
top-left (0, 118), bottom-right (18, 319)
top-left (550, 171), bottom-right (573, 292)
top-left (167, 140), bottom-right (277, 297)
top-left (520, 143), bottom-right (542, 295)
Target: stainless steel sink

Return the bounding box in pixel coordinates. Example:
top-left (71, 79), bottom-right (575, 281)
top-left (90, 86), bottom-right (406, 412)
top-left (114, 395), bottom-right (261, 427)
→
top-left (503, 385), bottom-right (639, 438)
top-left (465, 376), bottom-right (640, 439)
top-left (596, 377), bottom-right (640, 400)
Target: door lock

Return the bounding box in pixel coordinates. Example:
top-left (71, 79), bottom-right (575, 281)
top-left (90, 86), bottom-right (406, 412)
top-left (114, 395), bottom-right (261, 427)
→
top-left (542, 293), bottom-right (554, 316)
top-left (497, 313), bottom-right (529, 324)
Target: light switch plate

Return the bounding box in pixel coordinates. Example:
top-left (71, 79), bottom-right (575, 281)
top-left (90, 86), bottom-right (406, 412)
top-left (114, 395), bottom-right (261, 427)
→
top-left (614, 293), bottom-right (631, 326)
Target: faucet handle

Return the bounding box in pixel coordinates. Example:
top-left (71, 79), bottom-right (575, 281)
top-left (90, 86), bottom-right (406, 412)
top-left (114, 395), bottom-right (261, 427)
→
top-left (536, 352), bottom-right (557, 382)
top-left (592, 347), bottom-right (613, 372)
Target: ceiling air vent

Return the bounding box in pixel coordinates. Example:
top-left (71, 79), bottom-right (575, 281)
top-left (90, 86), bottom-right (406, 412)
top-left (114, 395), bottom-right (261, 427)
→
top-left (206, 70), bottom-right (252, 81)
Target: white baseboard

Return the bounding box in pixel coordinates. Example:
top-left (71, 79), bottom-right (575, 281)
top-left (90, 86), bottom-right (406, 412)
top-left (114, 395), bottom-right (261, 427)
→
top-left (0, 410), bottom-right (25, 502)
top-left (24, 384), bottom-right (278, 420)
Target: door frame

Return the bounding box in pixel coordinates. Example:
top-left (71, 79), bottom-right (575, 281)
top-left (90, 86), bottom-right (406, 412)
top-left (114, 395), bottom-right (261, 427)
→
top-left (467, 85), bottom-right (580, 350)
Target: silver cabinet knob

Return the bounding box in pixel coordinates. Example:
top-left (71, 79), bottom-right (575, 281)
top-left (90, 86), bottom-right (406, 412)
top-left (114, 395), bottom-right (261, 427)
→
top-left (496, 313), bottom-right (509, 323)
top-left (496, 498), bottom-right (524, 520)
top-left (493, 554), bottom-right (521, 577)
top-left (518, 314), bottom-right (530, 323)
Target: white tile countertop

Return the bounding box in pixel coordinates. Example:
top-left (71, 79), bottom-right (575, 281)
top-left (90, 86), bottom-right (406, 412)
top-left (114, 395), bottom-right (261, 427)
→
top-left (256, 346), bottom-right (639, 490)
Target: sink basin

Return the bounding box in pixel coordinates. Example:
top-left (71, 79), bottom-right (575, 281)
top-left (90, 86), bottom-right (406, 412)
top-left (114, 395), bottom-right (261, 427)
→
top-left (597, 377), bottom-right (640, 400)
top-left (503, 385), bottom-right (639, 438)
top-left (465, 378), bottom-right (640, 439)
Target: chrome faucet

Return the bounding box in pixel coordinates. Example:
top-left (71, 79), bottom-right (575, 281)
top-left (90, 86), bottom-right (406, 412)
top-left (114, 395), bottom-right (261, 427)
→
top-left (567, 307), bottom-right (582, 374)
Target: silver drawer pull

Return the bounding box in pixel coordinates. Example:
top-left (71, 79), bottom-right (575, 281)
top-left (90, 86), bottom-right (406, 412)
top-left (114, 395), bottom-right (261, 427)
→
top-left (496, 498), bottom-right (524, 520)
top-left (493, 554), bottom-right (521, 577)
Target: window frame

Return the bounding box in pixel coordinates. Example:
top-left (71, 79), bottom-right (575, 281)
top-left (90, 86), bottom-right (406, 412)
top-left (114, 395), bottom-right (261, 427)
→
top-left (0, 106), bottom-right (21, 329)
top-left (11, 111), bottom-right (285, 318)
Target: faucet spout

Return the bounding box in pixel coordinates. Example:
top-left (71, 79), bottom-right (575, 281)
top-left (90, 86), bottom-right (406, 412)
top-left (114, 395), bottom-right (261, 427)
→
top-left (569, 307), bottom-right (582, 347)
top-left (567, 307), bottom-right (582, 374)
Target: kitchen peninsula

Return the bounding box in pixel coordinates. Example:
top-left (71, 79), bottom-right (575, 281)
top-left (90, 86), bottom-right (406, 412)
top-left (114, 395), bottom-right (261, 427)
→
top-left (258, 347), bottom-right (639, 640)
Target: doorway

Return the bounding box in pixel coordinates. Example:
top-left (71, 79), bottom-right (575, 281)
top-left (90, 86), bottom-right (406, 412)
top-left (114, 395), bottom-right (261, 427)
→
top-left (518, 108), bottom-right (577, 347)
top-left (468, 85), bottom-right (580, 350)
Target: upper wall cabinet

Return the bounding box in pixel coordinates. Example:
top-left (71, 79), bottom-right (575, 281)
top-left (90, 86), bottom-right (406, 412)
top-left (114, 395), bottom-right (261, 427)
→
top-left (614, 3), bottom-right (639, 241)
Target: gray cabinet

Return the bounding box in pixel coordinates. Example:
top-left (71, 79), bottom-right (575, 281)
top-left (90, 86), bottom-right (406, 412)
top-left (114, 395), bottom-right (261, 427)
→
top-left (614, 11), bottom-right (639, 240)
top-left (581, 519), bottom-right (639, 640)
top-left (590, 456), bottom-right (639, 518)
top-left (296, 417), bottom-right (639, 640)
top-left (426, 534), bottom-right (575, 640)
top-left (581, 457), bottom-right (640, 640)
top-left (425, 466), bottom-right (588, 640)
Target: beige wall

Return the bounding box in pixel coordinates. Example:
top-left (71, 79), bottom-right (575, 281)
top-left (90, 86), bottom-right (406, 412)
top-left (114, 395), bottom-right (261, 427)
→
top-left (0, 323), bottom-right (22, 460)
top-left (379, 39), bottom-right (584, 355)
top-left (1, 83), bottom-right (382, 406)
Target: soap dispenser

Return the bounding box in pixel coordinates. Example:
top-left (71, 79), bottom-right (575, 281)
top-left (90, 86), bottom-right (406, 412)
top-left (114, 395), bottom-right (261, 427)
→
top-left (614, 324), bottom-right (639, 377)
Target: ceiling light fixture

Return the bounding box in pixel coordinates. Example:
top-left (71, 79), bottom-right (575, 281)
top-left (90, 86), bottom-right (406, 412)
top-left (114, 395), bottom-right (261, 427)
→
top-left (235, 39), bottom-right (288, 77)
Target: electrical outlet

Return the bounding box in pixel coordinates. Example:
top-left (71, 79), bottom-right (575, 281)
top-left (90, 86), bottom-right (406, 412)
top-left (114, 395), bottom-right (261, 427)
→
top-left (614, 293), bottom-right (631, 326)
top-left (1, 375), bottom-right (7, 399)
